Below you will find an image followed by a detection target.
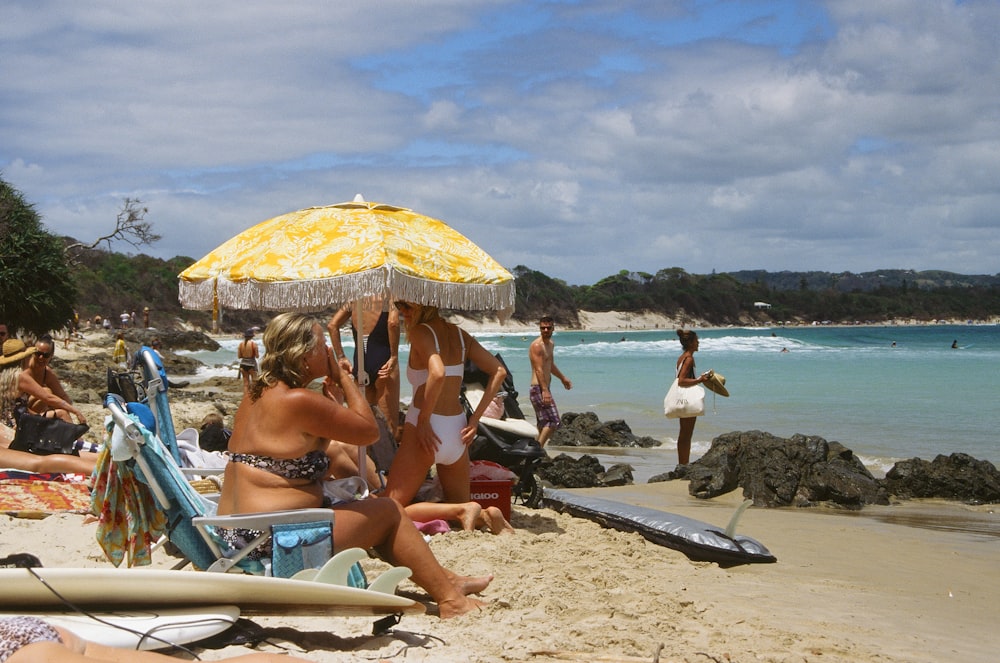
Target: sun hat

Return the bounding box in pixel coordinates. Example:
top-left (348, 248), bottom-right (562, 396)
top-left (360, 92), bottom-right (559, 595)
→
top-left (0, 338), bottom-right (37, 367)
top-left (704, 372), bottom-right (729, 397)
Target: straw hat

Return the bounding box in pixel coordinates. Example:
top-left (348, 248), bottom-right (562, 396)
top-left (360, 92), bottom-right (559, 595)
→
top-left (0, 339), bottom-right (37, 367)
top-left (704, 371), bottom-right (729, 397)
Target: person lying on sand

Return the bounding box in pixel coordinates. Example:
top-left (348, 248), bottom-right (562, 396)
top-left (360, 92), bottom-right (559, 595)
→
top-left (1, 615), bottom-right (311, 663)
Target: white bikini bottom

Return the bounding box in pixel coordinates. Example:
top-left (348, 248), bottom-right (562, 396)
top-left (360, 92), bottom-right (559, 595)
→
top-left (405, 406), bottom-right (468, 465)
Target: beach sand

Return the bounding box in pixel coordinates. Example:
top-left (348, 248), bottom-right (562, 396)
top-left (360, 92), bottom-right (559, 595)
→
top-left (6, 327), bottom-right (997, 662)
top-left (2, 482), bottom-right (996, 662)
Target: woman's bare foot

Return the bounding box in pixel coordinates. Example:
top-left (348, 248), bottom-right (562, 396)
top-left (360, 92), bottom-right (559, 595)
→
top-left (457, 502), bottom-right (483, 531)
top-left (480, 506), bottom-right (515, 535)
top-left (438, 595), bottom-right (487, 619)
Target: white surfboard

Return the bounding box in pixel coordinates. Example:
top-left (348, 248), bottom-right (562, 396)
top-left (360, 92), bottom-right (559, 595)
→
top-left (4, 606), bottom-right (240, 651)
top-left (0, 567), bottom-right (425, 617)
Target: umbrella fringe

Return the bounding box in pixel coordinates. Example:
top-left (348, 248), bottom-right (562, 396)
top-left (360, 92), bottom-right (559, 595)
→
top-left (179, 269), bottom-right (516, 319)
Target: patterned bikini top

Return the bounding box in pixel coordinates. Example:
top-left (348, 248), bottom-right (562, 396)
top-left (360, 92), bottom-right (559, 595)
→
top-left (229, 449), bottom-right (329, 482)
top-left (406, 323), bottom-right (466, 389)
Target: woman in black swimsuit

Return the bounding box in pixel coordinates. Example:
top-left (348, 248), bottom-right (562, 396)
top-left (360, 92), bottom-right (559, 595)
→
top-left (218, 312), bottom-right (490, 619)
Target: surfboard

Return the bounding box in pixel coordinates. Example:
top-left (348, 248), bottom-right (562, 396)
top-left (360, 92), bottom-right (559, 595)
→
top-left (4, 605), bottom-right (240, 651)
top-left (544, 489), bottom-right (776, 567)
top-left (0, 567), bottom-right (425, 617)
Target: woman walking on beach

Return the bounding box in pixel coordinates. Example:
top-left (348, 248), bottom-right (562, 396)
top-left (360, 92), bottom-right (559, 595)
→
top-left (383, 302), bottom-right (512, 532)
top-left (237, 328), bottom-right (259, 395)
top-left (217, 312), bottom-right (490, 618)
top-left (672, 329), bottom-right (713, 467)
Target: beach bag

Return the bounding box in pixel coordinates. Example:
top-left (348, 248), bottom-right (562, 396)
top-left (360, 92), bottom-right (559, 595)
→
top-left (663, 368), bottom-right (705, 419)
top-left (107, 367), bottom-right (140, 403)
top-left (10, 407), bottom-right (89, 456)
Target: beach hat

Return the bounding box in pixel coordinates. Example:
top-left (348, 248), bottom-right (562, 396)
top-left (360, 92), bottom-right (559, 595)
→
top-left (0, 338), bottom-right (37, 367)
top-left (704, 372), bottom-right (729, 397)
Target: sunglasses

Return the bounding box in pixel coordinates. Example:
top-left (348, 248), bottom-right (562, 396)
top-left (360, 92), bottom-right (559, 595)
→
top-left (539, 326), bottom-right (554, 331)
top-left (37, 351), bottom-right (53, 359)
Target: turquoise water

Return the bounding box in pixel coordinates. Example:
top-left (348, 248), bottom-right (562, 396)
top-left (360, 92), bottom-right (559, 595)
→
top-left (183, 324), bottom-right (1000, 478)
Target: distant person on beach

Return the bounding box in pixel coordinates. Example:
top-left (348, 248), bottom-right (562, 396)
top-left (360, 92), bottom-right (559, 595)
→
top-left (951, 339), bottom-right (959, 349)
top-left (111, 332), bottom-right (127, 365)
top-left (237, 328), bottom-right (259, 395)
top-left (384, 303), bottom-right (509, 514)
top-left (218, 312), bottom-right (490, 618)
top-left (327, 299), bottom-right (401, 439)
top-left (142, 306), bottom-right (150, 328)
top-left (529, 316), bottom-right (572, 447)
top-left (0, 615), bottom-right (312, 663)
top-left (672, 329), bottom-right (714, 467)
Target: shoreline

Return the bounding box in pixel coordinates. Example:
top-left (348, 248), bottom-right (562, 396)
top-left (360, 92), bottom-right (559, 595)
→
top-left (449, 310), bottom-right (998, 333)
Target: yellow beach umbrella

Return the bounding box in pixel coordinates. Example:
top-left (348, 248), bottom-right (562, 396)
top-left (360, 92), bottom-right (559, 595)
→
top-left (178, 195), bottom-right (515, 318)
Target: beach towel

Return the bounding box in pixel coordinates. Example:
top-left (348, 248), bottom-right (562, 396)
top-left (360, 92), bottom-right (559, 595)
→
top-left (0, 472), bottom-right (92, 518)
top-left (91, 436), bottom-right (168, 568)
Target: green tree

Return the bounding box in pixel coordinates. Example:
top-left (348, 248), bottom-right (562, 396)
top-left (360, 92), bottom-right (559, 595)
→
top-left (0, 177), bottom-right (77, 335)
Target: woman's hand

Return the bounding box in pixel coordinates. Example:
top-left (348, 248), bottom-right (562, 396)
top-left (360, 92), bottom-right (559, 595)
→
top-left (461, 415), bottom-right (480, 446)
top-left (415, 418), bottom-right (441, 456)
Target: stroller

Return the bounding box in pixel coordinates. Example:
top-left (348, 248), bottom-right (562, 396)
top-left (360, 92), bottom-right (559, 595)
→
top-left (463, 354), bottom-right (547, 509)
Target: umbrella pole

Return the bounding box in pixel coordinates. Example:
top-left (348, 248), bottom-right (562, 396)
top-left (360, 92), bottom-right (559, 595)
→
top-left (212, 285), bottom-right (220, 334)
top-left (353, 300), bottom-right (369, 387)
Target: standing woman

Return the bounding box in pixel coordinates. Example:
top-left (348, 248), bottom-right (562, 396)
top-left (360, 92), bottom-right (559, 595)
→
top-left (386, 302), bottom-right (507, 507)
top-left (673, 329), bottom-right (713, 467)
top-left (237, 328), bottom-right (259, 395)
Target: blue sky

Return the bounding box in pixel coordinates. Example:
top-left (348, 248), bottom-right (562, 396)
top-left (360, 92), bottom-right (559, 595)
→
top-left (2, 1), bottom-right (998, 286)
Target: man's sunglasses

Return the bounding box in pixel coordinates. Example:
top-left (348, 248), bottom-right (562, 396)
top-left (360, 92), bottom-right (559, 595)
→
top-left (37, 351), bottom-right (53, 359)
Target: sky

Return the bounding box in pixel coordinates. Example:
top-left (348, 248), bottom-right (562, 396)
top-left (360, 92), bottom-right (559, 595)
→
top-left (2, 0), bottom-right (999, 286)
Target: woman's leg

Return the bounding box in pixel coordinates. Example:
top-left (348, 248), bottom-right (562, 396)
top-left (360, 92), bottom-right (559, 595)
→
top-left (677, 416), bottom-right (696, 465)
top-left (436, 449), bottom-right (471, 504)
top-left (383, 423), bottom-right (433, 505)
top-left (404, 500), bottom-right (482, 531)
top-left (332, 497), bottom-right (489, 618)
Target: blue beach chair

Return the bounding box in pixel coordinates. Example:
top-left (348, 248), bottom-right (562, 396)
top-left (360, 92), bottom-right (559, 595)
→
top-left (96, 395), bottom-right (379, 589)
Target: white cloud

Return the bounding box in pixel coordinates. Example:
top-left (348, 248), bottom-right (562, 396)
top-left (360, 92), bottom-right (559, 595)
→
top-left (2, 0), bottom-right (999, 287)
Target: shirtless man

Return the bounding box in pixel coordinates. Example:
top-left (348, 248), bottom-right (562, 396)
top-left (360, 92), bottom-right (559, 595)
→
top-left (528, 316), bottom-right (572, 447)
top-left (327, 299), bottom-right (401, 438)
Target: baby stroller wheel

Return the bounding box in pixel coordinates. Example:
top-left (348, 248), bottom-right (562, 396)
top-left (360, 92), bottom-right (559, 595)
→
top-left (513, 472), bottom-right (543, 509)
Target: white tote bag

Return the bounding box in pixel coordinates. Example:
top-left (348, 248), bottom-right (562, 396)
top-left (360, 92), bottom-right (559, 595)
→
top-left (663, 365), bottom-right (706, 419)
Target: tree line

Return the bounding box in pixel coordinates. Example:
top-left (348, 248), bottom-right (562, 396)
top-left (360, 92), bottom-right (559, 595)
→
top-left (3, 177), bottom-right (998, 335)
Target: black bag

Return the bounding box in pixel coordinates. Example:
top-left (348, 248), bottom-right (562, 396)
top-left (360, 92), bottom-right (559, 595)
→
top-left (10, 407), bottom-right (89, 456)
top-left (107, 367), bottom-right (140, 403)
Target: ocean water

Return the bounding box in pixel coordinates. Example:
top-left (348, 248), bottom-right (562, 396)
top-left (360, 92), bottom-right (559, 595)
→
top-left (182, 324), bottom-right (999, 481)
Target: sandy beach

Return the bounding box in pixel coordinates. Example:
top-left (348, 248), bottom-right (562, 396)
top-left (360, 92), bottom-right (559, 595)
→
top-left (3, 327), bottom-right (998, 662)
top-left (2, 483), bottom-right (996, 662)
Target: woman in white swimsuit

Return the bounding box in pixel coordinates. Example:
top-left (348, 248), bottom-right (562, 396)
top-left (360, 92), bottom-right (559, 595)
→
top-left (385, 302), bottom-right (508, 508)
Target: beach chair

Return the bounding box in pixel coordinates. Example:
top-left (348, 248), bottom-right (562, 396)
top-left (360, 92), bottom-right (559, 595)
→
top-left (95, 395), bottom-right (384, 590)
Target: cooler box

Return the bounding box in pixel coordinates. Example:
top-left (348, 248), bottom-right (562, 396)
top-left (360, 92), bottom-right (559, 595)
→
top-left (469, 479), bottom-right (512, 520)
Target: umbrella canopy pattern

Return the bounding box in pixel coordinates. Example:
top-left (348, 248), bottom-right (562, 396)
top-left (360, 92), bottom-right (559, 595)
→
top-left (178, 199), bottom-right (515, 317)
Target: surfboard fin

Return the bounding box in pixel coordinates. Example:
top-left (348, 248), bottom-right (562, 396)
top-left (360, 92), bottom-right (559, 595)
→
top-left (724, 499), bottom-right (753, 538)
top-left (366, 566), bottom-right (412, 595)
top-left (293, 548), bottom-right (368, 585)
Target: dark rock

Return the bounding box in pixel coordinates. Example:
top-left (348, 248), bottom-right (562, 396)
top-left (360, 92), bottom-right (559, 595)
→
top-left (883, 453), bottom-right (1000, 504)
top-left (599, 463), bottom-right (634, 486)
top-left (549, 411), bottom-right (660, 448)
top-left (681, 430), bottom-right (889, 509)
top-left (538, 453), bottom-right (605, 488)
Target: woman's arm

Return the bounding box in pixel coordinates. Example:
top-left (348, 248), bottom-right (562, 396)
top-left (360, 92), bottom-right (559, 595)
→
top-left (18, 371), bottom-right (86, 423)
top-left (676, 355), bottom-right (710, 387)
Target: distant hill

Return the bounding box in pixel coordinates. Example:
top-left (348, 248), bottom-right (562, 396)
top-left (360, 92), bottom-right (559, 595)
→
top-left (66, 242), bottom-right (1000, 331)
